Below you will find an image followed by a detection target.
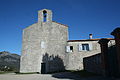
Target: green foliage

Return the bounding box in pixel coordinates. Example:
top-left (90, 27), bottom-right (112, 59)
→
top-left (0, 65), bottom-right (19, 72)
top-left (0, 71), bottom-right (14, 74)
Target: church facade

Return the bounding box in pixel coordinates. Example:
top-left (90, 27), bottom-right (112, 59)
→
top-left (20, 9), bottom-right (115, 73)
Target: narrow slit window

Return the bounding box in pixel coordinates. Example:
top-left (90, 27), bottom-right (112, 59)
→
top-left (43, 10), bottom-right (47, 22)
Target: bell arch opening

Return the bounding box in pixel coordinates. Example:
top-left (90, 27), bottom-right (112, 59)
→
top-left (43, 10), bottom-right (47, 22)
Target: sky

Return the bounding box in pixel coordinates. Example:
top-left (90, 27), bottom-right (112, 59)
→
top-left (0, 0), bottom-right (120, 55)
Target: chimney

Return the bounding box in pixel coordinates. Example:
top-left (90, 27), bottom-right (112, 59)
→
top-left (89, 34), bottom-right (93, 39)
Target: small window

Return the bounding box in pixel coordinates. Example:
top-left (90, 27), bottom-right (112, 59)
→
top-left (82, 44), bottom-right (89, 51)
top-left (79, 43), bottom-right (92, 51)
top-left (70, 46), bottom-right (73, 52)
top-left (66, 46), bottom-right (73, 52)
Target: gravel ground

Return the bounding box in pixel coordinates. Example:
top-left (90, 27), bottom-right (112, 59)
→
top-left (0, 72), bottom-right (118, 80)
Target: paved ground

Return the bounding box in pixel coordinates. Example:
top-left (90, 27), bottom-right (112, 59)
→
top-left (0, 72), bottom-right (118, 80)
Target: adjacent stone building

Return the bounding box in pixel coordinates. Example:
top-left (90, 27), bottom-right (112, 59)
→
top-left (66, 39), bottom-right (114, 70)
top-left (20, 9), bottom-right (115, 73)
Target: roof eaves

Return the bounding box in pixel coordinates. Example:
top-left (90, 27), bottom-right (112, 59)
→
top-left (67, 38), bottom-right (114, 42)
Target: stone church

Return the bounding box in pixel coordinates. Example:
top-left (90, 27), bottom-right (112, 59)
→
top-left (20, 9), bottom-right (115, 73)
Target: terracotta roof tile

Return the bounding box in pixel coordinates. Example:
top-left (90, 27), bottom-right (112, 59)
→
top-left (67, 38), bottom-right (114, 42)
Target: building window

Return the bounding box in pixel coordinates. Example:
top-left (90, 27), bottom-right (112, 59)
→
top-left (82, 44), bottom-right (89, 51)
top-left (79, 43), bottom-right (92, 51)
top-left (66, 46), bottom-right (73, 52)
top-left (43, 10), bottom-right (47, 22)
top-left (70, 46), bottom-right (73, 52)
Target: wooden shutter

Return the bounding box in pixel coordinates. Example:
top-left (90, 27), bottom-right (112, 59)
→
top-left (66, 46), bottom-right (70, 52)
top-left (78, 44), bottom-right (82, 51)
top-left (89, 43), bottom-right (92, 51)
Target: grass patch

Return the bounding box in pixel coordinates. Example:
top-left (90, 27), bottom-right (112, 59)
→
top-left (0, 71), bottom-right (14, 74)
top-left (15, 72), bottom-right (39, 74)
top-left (67, 70), bottom-right (100, 77)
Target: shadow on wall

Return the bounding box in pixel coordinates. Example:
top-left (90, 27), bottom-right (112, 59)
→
top-left (83, 53), bottom-right (102, 75)
top-left (108, 45), bottom-right (118, 77)
top-left (41, 53), bottom-right (65, 74)
top-left (83, 45), bottom-right (119, 77)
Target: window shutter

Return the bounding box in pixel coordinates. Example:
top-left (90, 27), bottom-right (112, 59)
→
top-left (79, 44), bottom-right (82, 51)
top-left (66, 46), bottom-right (70, 52)
top-left (89, 43), bottom-right (92, 51)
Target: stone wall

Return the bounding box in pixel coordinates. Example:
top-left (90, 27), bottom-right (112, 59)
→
top-left (83, 54), bottom-right (102, 74)
top-left (111, 28), bottom-right (120, 76)
top-left (83, 39), bottom-right (116, 76)
top-left (20, 9), bottom-right (68, 73)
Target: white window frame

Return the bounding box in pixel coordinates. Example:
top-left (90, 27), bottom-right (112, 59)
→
top-left (78, 43), bottom-right (92, 51)
top-left (66, 46), bottom-right (73, 53)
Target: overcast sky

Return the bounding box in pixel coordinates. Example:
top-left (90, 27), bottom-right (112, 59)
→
top-left (0, 0), bottom-right (120, 55)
